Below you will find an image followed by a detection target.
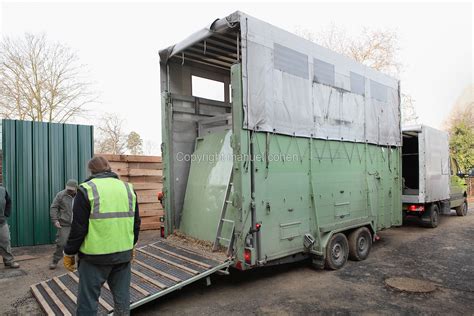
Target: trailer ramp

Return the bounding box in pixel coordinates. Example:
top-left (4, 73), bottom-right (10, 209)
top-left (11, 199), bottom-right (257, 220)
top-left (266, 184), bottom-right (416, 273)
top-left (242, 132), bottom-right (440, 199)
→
top-left (31, 239), bottom-right (232, 315)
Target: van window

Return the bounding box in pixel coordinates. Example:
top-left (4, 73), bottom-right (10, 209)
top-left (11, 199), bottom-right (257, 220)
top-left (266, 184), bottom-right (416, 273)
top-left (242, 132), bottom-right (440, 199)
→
top-left (192, 76), bottom-right (225, 102)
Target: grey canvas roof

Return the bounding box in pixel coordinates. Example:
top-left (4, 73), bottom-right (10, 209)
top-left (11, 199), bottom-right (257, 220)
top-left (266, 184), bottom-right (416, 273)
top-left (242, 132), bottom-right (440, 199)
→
top-left (160, 11), bottom-right (401, 146)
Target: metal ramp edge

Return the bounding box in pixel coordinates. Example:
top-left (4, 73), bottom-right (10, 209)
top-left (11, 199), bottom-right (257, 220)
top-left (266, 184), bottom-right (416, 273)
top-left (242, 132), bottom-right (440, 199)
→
top-left (31, 239), bottom-right (233, 315)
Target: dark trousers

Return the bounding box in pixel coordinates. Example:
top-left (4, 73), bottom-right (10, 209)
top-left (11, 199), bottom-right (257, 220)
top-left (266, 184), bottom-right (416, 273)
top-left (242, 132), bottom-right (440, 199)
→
top-left (77, 259), bottom-right (131, 316)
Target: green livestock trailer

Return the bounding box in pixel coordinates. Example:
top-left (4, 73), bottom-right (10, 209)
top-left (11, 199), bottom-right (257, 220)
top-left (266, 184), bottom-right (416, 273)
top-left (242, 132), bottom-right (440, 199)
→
top-left (160, 11), bottom-right (402, 271)
top-left (29, 12), bottom-right (404, 314)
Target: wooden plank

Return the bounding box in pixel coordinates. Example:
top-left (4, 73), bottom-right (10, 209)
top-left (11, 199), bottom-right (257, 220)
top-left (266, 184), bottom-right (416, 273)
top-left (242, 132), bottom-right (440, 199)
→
top-left (109, 161), bottom-right (128, 169)
top-left (138, 248), bottom-right (199, 275)
top-left (0, 254), bottom-right (37, 264)
top-left (99, 294), bottom-right (115, 311)
top-left (140, 210), bottom-right (164, 218)
top-left (140, 206), bottom-right (163, 213)
top-left (123, 155), bottom-right (161, 163)
top-left (52, 277), bottom-right (77, 304)
top-left (136, 189), bottom-right (159, 197)
top-left (141, 216), bottom-right (162, 224)
top-left (129, 176), bottom-right (163, 183)
top-left (129, 169), bottom-right (162, 177)
top-left (139, 202), bottom-right (162, 211)
top-left (137, 195), bottom-right (159, 204)
top-left (130, 282), bottom-right (151, 297)
top-left (140, 210), bottom-right (163, 217)
top-left (149, 244), bottom-right (212, 269)
top-left (109, 162), bottom-right (129, 176)
top-left (41, 281), bottom-right (72, 316)
top-left (95, 154), bottom-right (123, 162)
top-left (31, 284), bottom-right (55, 316)
top-left (128, 162), bottom-right (163, 170)
top-left (140, 222), bottom-right (162, 230)
top-left (131, 268), bottom-right (167, 289)
top-left (95, 154), bottom-right (162, 163)
top-left (68, 272), bottom-right (80, 283)
top-left (135, 259), bottom-right (182, 282)
top-left (69, 273), bottom-right (113, 313)
top-left (104, 280), bottom-right (150, 298)
top-left (113, 168), bottom-right (129, 176)
top-left (133, 182), bottom-right (163, 190)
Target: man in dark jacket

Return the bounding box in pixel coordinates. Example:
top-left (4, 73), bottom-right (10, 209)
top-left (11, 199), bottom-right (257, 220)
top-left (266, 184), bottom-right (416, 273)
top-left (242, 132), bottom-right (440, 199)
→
top-left (0, 184), bottom-right (19, 269)
top-left (64, 156), bottom-right (140, 315)
top-left (49, 179), bottom-right (78, 269)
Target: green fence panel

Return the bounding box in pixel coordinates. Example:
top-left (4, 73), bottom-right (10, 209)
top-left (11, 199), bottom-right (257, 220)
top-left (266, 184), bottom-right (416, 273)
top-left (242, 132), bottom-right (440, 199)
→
top-left (16, 120), bottom-right (34, 246)
top-left (49, 123), bottom-right (65, 242)
top-left (2, 120), bottom-right (17, 246)
top-left (2, 119), bottom-right (94, 247)
top-left (77, 125), bottom-right (93, 181)
top-left (33, 122), bottom-right (52, 245)
top-left (64, 125), bottom-right (79, 183)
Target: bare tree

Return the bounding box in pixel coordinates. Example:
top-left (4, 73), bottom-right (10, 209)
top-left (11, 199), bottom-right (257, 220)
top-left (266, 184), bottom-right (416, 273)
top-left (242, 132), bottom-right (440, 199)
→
top-left (126, 131), bottom-right (143, 155)
top-left (401, 94), bottom-right (419, 126)
top-left (144, 140), bottom-right (160, 156)
top-left (296, 24), bottom-right (417, 125)
top-left (0, 33), bottom-right (97, 122)
top-left (296, 23), bottom-right (400, 75)
top-left (95, 113), bottom-right (126, 155)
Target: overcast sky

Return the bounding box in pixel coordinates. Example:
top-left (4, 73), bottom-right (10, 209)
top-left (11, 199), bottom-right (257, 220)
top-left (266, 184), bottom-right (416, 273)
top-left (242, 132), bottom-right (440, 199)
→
top-left (1, 2), bottom-right (472, 152)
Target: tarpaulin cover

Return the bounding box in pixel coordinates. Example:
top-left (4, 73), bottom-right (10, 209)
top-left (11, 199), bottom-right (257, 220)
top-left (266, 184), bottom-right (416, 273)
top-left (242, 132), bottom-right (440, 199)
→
top-left (161, 11), bottom-right (401, 146)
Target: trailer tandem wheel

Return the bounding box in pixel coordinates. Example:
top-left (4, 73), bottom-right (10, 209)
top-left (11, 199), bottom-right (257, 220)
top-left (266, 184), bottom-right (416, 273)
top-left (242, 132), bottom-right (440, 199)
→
top-left (348, 227), bottom-right (372, 261)
top-left (325, 233), bottom-right (349, 270)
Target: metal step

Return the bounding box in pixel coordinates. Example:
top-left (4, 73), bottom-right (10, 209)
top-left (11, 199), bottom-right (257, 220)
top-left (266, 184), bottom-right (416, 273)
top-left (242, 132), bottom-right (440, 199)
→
top-left (31, 239), bottom-right (233, 315)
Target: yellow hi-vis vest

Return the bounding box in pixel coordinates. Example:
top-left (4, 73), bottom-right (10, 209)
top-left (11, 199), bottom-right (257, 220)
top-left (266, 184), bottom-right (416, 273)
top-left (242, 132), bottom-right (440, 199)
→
top-left (79, 177), bottom-right (136, 255)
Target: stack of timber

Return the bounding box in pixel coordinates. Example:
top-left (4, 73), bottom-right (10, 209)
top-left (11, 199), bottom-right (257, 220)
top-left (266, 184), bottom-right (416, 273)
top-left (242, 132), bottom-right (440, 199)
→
top-left (95, 154), bottom-right (163, 230)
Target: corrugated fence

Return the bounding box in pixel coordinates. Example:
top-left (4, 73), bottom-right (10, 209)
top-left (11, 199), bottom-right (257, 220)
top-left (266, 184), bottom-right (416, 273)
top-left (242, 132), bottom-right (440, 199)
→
top-left (1, 119), bottom-right (93, 247)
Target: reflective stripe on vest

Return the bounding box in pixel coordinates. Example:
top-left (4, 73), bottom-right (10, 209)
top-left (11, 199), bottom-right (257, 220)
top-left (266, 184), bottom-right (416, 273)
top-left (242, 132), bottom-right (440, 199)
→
top-left (86, 180), bottom-right (135, 219)
top-left (79, 177), bottom-right (136, 255)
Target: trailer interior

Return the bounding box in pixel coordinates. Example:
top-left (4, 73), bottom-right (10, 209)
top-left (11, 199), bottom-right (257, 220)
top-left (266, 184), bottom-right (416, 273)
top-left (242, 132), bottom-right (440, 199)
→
top-left (402, 131), bottom-right (420, 195)
top-left (161, 24), bottom-right (241, 229)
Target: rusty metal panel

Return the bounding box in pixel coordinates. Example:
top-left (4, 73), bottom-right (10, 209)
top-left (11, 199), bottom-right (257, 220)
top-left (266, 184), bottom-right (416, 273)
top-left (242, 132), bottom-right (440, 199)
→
top-left (1, 119), bottom-right (93, 246)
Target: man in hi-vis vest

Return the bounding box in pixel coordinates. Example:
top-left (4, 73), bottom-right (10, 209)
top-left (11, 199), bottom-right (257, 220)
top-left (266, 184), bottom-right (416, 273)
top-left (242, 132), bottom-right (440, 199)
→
top-left (63, 156), bottom-right (141, 315)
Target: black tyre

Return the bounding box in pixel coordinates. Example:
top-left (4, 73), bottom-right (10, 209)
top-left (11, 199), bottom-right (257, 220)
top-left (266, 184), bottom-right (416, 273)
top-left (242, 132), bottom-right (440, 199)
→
top-left (325, 233), bottom-right (349, 270)
top-left (348, 227), bottom-right (372, 261)
top-left (423, 204), bottom-right (439, 228)
top-left (455, 201), bottom-right (468, 217)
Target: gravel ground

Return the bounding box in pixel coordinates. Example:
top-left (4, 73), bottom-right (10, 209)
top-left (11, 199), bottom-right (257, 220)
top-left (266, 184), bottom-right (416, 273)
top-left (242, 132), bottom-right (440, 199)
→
top-left (2, 205), bottom-right (473, 315)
